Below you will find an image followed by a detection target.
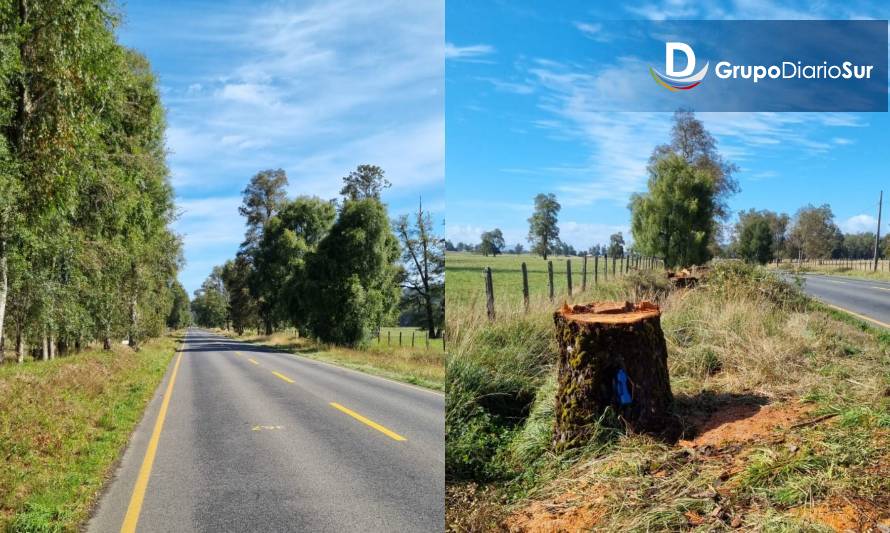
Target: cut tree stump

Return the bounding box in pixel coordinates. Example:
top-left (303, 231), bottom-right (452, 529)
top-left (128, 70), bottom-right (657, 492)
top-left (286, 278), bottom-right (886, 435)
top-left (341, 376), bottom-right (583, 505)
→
top-left (553, 300), bottom-right (674, 450)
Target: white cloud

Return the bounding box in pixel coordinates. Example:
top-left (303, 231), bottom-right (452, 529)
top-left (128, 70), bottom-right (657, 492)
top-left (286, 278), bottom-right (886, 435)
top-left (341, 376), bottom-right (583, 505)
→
top-left (445, 42), bottom-right (494, 60)
top-left (560, 221), bottom-right (631, 249)
top-left (841, 214), bottom-right (879, 234)
top-left (446, 224), bottom-right (486, 244)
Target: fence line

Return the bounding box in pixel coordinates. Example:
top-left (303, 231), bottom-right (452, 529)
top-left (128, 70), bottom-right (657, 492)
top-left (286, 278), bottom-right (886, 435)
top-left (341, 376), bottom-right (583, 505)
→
top-left (482, 254), bottom-right (665, 320)
top-left (372, 328), bottom-right (446, 351)
top-left (774, 257), bottom-right (890, 272)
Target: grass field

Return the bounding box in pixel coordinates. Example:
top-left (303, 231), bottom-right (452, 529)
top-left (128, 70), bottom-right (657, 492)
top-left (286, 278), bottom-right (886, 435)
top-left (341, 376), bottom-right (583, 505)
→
top-left (0, 334), bottom-right (181, 532)
top-left (769, 259), bottom-right (890, 282)
top-left (220, 328), bottom-right (445, 390)
top-left (446, 251), bottom-right (652, 308)
top-left (446, 256), bottom-right (890, 531)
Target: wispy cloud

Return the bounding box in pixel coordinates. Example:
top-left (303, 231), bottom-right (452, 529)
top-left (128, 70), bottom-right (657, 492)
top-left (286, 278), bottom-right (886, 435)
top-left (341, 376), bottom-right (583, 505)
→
top-left (445, 42), bottom-right (495, 61)
top-left (123, 0), bottom-right (443, 293)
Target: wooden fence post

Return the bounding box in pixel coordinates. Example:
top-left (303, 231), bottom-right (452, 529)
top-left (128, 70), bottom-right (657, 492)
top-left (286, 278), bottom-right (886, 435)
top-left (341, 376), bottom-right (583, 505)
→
top-left (548, 260), bottom-right (554, 302)
top-left (566, 259), bottom-right (573, 296)
top-left (399, 331), bottom-right (402, 346)
top-left (521, 262), bottom-right (530, 312)
top-left (485, 267), bottom-right (496, 321)
top-left (387, 331), bottom-right (391, 345)
top-left (581, 255), bottom-right (588, 291)
top-left (595, 255), bottom-right (599, 284)
top-left (412, 331), bottom-right (415, 347)
top-left (603, 254), bottom-right (608, 281)
top-left (612, 255), bottom-right (616, 277)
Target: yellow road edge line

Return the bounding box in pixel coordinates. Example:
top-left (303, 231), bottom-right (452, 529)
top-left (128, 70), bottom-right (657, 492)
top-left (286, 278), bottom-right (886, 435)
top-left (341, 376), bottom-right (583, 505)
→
top-left (271, 370), bottom-right (295, 384)
top-left (822, 302), bottom-right (890, 329)
top-left (329, 402), bottom-right (407, 442)
top-left (120, 351), bottom-right (184, 533)
top-left (248, 358), bottom-right (259, 365)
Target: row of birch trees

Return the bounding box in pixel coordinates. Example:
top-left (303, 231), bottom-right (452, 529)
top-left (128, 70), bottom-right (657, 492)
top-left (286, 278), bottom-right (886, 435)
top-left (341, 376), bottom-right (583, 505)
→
top-left (0, 0), bottom-right (187, 362)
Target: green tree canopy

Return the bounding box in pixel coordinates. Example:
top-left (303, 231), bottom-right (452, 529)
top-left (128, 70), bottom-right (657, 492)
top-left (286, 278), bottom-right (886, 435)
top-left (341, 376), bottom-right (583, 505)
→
top-left (737, 217), bottom-right (774, 264)
top-left (787, 204), bottom-right (843, 260)
top-left (479, 229), bottom-right (505, 257)
top-left (527, 193), bottom-right (560, 260)
top-left (339, 164), bottom-right (390, 201)
top-left (304, 199), bottom-right (401, 346)
top-left (630, 154), bottom-right (716, 269)
top-left (608, 232), bottom-right (625, 258)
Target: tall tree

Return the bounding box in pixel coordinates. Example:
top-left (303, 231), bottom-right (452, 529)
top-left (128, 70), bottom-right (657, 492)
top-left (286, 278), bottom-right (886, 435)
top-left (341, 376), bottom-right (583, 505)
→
top-left (787, 205), bottom-right (843, 260)
top-left (630, 154), bottom-right (716, 269)
top-left (340, 164), bottom-right (390, 201)
top-left (527, 193), bottom-right (561, 259)
top-left (650, 109), bottom-right (739, 220)
top-left (239, 168), bottom-right (289, 247)
top-left (607, 232), bottom-right (625, 258)
top-left (737, 217), bottom-right (774, 264)
top-left (395, 201), bottom-right (445, 338)
top-left (221, 256), bottom-right (257, 335)
top-left (304, 199), bottom-right (401, 345)
top-left (479, 229), bottom-right (505, 257)
top-left (253, 196), bottom-right (336, 334)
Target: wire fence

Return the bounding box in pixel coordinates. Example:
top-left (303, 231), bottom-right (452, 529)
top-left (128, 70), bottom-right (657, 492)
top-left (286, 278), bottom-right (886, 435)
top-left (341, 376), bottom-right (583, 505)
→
top-left (481, 254), bottom-right (665, 320)
top-left (772, 257), bottom-right (890, 272)
top-left (369, 327), bottom-right (446, 351)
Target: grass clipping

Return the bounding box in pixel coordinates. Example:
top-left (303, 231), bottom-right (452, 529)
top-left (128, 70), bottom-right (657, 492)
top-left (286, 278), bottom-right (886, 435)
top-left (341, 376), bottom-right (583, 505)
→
top-left (446, 262), bottom-right (890, 531)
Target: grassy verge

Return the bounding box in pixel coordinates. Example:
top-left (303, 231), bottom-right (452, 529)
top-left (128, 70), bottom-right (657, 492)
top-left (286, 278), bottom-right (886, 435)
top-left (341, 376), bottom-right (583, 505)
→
top-left (0, 333), bottom-right (182, 532)
top-left (217, 329), bottom-right (445, 391)
top-left (446, 259), bottom-right (890, 531)
top-left (769, 262), bottom-right (890, 282)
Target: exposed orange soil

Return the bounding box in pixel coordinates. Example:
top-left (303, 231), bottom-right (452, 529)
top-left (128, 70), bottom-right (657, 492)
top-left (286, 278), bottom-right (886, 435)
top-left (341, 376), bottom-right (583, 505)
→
top-left (792, 497), bottom-right (890, 532)
top-left (679, 402), bottom-right (813, 448)
top-left (504, 489), bottom-right (607, 533)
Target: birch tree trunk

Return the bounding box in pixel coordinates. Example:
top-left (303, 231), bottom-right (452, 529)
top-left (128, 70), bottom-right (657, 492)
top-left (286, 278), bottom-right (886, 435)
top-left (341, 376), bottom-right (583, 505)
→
top-left (49, 332), bottom-right (55, 360)
top-left (16, 332), bottom-right (24, 363)
top-left (41, 333), bottom-right (48, 361)
top-left (0, 251), bottom-right (7, 357)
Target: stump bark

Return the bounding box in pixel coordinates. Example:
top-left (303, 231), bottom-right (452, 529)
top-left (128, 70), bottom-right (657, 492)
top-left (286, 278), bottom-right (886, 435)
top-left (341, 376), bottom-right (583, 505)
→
top-left (553, 301), bottom-right (673, 450)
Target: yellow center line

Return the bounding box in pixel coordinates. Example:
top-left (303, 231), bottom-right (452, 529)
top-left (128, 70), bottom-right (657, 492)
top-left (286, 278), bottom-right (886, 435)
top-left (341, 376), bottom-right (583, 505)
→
top-left (329, 402), bottom-right (406, 442)
top-left (822, 302), bottom-right (890, 329)
top-left (248, 358), bottom-right (259, 365)
top-left (121, 351), bottom-right (183, 533)
top-left (271, 370), bottom-right (295, 383)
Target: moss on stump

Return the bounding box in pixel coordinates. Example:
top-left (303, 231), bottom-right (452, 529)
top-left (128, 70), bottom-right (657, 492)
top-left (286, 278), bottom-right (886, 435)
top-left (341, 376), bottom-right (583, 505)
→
top-left (553, 301), bottom-right (674, 450)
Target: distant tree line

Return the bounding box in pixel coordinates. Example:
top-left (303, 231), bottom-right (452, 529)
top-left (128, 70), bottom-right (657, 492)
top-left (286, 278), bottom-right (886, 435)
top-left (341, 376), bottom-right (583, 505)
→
top-left (446, 109), bottom-right (883, 270)
top-left (0, 1), bottom-right (187, 363)
top-left (190, 165), bottom-right (444, 346)
top-left (728, 205), bottom-right (889, 264)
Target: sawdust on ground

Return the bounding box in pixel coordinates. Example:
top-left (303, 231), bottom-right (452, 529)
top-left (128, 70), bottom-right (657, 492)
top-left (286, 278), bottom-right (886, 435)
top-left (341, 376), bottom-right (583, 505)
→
top-left (504, 489), bottom-right (607, 533)
top-left (679, 402), bottom-right (812, 448)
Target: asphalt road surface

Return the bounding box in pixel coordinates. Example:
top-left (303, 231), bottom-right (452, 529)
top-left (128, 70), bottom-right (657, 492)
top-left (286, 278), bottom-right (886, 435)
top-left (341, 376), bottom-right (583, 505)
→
top-left (88, 328), bottom-right (444, 532)
top-left (791, 273), bottom-right (890, 328)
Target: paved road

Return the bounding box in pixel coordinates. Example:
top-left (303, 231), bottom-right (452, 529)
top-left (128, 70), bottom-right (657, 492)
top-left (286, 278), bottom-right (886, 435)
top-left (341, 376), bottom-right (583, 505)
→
top-left (790, 273), bottom-right (890, 327)
top-left (89, 328), bottom-right (444, 532)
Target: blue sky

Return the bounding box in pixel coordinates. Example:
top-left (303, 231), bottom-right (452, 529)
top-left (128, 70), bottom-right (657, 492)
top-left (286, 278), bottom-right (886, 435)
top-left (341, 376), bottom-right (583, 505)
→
top-left (116, 0), bottom-right (444, 295)
top-left (446, 1), bottom-right (890, 251)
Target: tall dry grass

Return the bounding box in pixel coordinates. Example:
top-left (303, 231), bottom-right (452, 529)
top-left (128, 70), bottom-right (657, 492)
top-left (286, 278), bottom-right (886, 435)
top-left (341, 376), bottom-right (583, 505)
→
top-left (445, 262), bottom-right (890, 531)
